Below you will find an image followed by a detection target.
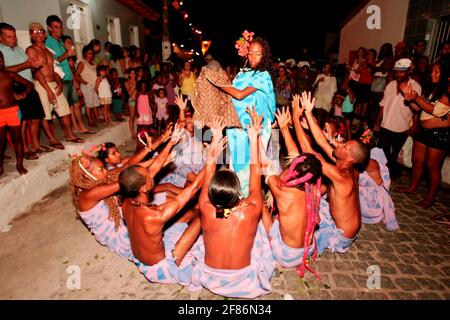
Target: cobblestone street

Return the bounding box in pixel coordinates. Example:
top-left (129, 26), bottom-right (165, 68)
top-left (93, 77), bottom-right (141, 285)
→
top-left (0, 141), bottom-right (448, 300)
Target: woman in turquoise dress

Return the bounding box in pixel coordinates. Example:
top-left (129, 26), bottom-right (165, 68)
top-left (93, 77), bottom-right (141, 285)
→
top-left (220, 37), bottom-right (278, 197)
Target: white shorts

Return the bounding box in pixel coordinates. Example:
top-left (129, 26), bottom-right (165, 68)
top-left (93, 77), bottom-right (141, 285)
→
top-left (80, 83), bottom-right (100, 108)
top-left (34, 81), bottom-right (71, 120)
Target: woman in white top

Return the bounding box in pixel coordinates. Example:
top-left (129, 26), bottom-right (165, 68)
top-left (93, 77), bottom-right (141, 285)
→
top-left (399, 58), bottom-right (450, 208)
top-left (76, 46), bottom-right (100, 127)
top-left (313, 62), bottom-right (337, 126)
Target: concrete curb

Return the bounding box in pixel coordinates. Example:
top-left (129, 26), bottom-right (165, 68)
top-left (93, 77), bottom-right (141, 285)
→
top-left (0, 122), bottom-right (130, 231)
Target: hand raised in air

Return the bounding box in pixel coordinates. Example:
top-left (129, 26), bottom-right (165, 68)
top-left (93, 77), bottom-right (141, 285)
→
top-left (300, 91), bottom-right (316, 114)
top-left (275, 106), bottom-right (292, 130)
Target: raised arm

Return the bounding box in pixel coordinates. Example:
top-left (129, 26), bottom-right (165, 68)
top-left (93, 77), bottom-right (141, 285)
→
top-left (245, 107), bottom-right (263, 213)
top-left (147, 125), bottom-right (183, 178)
top-left (301, 92), bottom-right (335, 160)
top-left (312, 152), bottom-right (346, 184)
top-left (400, 82), bottom-right (448, 115)
top-left (79, 182), bottom-right (120, 211)
top-left (158, 167), bottom-right (205, 223)
top-left (174, 94), bottom-right (186, 122)
top-left (199, 117), bottom-right (227, 207)
top-left (292, 94), bottom-right (314, 153)
top-left (274, 106), bottom-right (300, 157)
top-left (220, 86), bottom-right (257, 100)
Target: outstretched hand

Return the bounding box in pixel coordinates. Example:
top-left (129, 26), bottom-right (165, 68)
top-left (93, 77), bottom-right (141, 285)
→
top-left (209, 115), bottom-right (226, 138)
top-left (399, 82), bottom-right (418, 101)
top-left (292, 94), bottom-right (304, 120)
top-left (246, 106), bottom-right (263, 140)
top-left (275, 106), bottom-right (292, 130)
top-left (205, 136), bottom-right (227, 164)
top-left (300, 91), bottom-right (316, 114)
top-left (161, 122), bottom-right (174, 143)
top-left (174, 94), bottom-right (187, 110)
top-left (171, 123), bottom-right (185, 144)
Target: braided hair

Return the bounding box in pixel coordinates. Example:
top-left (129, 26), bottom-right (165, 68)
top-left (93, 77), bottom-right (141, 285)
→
top-left (281, 153), bottom-right (323, 279)
top-left (69, 157), bottom-right (122, 230)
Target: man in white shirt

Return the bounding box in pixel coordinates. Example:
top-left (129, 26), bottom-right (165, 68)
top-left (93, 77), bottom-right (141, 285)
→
top-left (375, 58), bottom-right (422, 178)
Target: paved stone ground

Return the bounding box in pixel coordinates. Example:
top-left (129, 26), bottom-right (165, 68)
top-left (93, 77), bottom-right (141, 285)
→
top-left (0, 140), bottom-right (448, 300)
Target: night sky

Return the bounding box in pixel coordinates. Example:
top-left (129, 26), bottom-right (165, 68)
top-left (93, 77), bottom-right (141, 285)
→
top-left (145, 0), bottom-right (365, 64)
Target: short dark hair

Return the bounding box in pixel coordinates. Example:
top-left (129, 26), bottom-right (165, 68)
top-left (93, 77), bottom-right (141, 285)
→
top-left (137, 79), bottom-right (148, 91)
top-left (350, 140), bottom-right (370, 172)
top-left (119, 165), bottom-right (146, 199)
top-left (126, 67), bottom-right (136, 74)
top-left (89, 39), bottom-right (101, 47)
top-left (157, 88), bottom-right (167, 96)
top-left (208, 170), bottom-right (241, 218)
top-left (0, 23), bottom-right (16, 36)
top-left (97, 65), bottom-right (108, 76)
top-left (46, 15), bottom-right (63, 27)
top-left (97, 142), bottom-right (117, 164)
top-left (82, 45), bottom-right (93, 58)
top-left (61, 35), bottom-right (72, 43)
top-left (109, 67), bottom-right (118, 76)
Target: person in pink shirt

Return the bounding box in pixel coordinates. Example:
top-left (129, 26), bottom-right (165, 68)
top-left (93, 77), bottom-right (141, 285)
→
top-left (135, 80), bottom-right (154, 134)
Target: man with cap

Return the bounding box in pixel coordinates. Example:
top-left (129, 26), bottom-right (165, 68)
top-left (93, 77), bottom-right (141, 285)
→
top-left (26, 22), bottom-right (83, 148)
top-left (375, 58), bottom-right (421, 178)
top-left (295, 61), bottom-right (314, 95)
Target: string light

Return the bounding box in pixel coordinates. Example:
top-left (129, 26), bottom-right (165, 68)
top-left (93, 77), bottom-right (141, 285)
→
top-left (172, 1), bottom-right (205, 57)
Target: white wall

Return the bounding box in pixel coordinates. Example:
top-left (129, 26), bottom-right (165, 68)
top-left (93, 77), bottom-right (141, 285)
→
top-left (58, 0), bottom-right (144, 48)
top-left (0, 0), bottom-right (61, 31)
top-left (0, 0), bottom-right (144, 51)
top-left (339, 0), bottom-right (410, 64)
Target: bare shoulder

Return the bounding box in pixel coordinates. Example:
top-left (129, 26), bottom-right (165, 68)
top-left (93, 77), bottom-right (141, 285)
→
top-left (366, 158), bottom-right (380, 172)
top-left (25, 46), bottom-right (36, 55)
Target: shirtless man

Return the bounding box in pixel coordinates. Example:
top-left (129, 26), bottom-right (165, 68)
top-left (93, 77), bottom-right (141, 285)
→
top-left (119, 128), bottom-right (206, 285)
top-left (260, 107), bottom-right (323, 272)
top-left (292, 92), bottom-right (369, 253)
top-left (26, 22), bottom-right (82, 148)
top-left (0, 51), bottom-right (34, 175)
top-left (190, 109), bottom-right (275, 299)
top-left (0, 22), bottom-right (49, 160)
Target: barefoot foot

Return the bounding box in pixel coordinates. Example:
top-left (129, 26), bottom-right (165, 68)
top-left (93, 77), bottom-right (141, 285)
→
top-left (16, 165), bottom-right (28, 175)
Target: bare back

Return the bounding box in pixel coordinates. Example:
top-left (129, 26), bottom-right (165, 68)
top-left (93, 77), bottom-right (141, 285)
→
top-left (122, 200), bottom-right (166, 266)
top-left (274, 187), bottom-right (307, 248)
top-left (200, 200), bottom-right (260, 270)
top-left (328, 169), bottom-right (361, 238)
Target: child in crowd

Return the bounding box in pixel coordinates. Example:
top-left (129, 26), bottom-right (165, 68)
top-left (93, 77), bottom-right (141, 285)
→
top-left (151, 72), bottom-right (165, 94)
top-left (330, 90), bottom-right (345, 118)
top-left (342, 80), bottom-right (358, 140)
top-left (155, 88), bottom-right (169, 136)
top-left (109, 68), bottom-right (125, 122)
top-left (96, 65), bottom-right (113, 125)
top-left (125, 68), bottom-right (137, 138)
top-left (135, 80), bottom-right (154, 134)
top-left (136, 67), bottom-right (145, 81)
